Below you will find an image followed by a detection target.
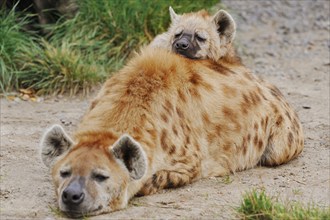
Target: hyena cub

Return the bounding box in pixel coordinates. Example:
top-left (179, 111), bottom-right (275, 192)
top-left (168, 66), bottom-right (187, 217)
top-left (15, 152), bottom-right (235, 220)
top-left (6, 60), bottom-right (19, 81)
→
top-left (149, 7), bottom-right (236, 62)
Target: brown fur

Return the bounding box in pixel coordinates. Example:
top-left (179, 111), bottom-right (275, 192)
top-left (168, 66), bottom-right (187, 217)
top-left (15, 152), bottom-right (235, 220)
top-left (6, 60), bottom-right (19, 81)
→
top-left (40, 47), bottom-right (304, 217)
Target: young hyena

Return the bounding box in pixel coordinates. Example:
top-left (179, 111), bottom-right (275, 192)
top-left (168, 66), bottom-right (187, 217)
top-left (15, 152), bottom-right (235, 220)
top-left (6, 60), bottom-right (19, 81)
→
top-left (149, 7), bottom-right (237, 62)
top-left (40, 15), bottom-right (303, 219)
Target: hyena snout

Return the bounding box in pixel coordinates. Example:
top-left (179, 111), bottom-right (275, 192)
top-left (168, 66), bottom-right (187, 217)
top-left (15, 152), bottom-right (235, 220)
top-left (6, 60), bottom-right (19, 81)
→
top-left (175, 38), bottom-right (190, 50)
top-left (62, 179), bottom-right (85, 206)
top-left (172, 35), bottom-right (199, 59)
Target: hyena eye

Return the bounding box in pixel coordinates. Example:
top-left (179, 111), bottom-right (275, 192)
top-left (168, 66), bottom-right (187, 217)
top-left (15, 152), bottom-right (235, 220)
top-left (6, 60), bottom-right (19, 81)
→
top-left (195, 34), bottom-right (206, 42)
top-left (174, 31), bottom-right (183, 38)
top-left (60, 170), bottom-right (71, 178)
top-left (93, 173), bottom-right (109, 182)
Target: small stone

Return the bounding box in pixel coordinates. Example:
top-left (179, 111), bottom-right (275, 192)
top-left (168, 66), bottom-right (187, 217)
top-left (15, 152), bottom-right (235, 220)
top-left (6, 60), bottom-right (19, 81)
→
top-left (21, 94), bottom-right (30, 101)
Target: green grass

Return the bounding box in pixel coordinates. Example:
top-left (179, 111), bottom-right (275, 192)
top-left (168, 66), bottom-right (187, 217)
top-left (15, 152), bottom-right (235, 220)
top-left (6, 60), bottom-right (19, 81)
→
top-left (0, 8), bottom-right (37, 94)
top-left (48, 205), bottom-right (65, 218)
top-left (0, 0), bottom-right (218, 95)
top-left (237, 189), bottom-right (330, 220)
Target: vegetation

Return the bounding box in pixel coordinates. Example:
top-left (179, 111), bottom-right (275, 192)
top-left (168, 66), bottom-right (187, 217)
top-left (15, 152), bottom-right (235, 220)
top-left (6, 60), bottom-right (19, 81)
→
top-left (237, 189), bottom-right (330, 220)
top-left (0, 0), bottom-right (218, 95)
top-left (0, 8), bottom-right (35, 94)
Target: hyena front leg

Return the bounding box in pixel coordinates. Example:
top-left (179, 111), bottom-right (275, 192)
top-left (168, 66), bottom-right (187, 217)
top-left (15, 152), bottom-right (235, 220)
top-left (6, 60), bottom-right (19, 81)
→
top-left (137, 170), bottom-right (195, 196)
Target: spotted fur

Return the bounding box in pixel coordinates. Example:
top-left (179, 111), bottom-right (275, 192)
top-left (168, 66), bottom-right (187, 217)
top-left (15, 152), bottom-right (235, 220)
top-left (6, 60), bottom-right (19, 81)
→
top-left (40, 16), bottom-right (304, 219)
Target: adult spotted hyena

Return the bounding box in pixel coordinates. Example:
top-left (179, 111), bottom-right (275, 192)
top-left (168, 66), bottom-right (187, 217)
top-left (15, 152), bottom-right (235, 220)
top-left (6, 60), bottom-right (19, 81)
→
top-left (149, 7), bottom-right (237, 62)
top-left (40, 11), bottom-right (304, 218)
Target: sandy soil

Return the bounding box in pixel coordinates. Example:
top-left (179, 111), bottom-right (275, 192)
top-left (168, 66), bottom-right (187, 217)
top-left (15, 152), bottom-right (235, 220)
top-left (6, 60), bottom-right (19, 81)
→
top-left (1, 0), bottom-right (329, 219)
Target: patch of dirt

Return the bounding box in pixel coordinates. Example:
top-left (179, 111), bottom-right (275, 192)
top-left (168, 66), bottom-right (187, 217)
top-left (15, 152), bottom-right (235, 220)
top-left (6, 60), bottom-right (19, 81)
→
top-left (0, 0), bottom-right (329, 219)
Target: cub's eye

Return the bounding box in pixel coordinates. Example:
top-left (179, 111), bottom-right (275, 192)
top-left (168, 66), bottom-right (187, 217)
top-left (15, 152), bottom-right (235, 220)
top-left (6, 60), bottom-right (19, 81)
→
top-left (195, 34), bottom-right (206, 42)
top-left (60, 170), bottom-right (71, 178)
top-left (174, 31), bottom-right (183, 38)
top-left (93, 173), bottom-right (109, 182)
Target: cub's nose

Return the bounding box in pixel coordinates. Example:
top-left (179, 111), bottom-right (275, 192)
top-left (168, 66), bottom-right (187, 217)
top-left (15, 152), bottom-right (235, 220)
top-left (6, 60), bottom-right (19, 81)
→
top-left (175, 39), bottom-right (190, 50)
top-left (62, 180), bottom-right (85, 205)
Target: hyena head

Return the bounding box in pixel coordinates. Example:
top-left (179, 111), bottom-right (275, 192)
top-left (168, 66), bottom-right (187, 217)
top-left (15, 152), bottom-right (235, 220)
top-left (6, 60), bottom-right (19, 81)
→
top-left (40, 125), bottom-right (147, 217)
top-left (151, 7), bottom-right (236, 61)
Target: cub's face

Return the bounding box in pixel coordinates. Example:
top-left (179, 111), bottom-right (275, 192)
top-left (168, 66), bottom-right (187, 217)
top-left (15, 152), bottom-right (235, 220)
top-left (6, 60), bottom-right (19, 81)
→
top-left (150, 7), bottom-right (236, 61)
top-left (51, 147), bottom-right (128, 217)
top-left (170, 13), bottom-right (221, 60)
top-left (40, 125), bottom-right (147, 217)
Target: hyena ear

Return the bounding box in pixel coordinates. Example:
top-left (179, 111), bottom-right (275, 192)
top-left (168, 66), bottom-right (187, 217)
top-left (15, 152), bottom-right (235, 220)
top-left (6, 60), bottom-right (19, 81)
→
top-left (169, 6), bottom-right (180, 23)
top-left (40, 125), bottom-right (73, 168)
top-left (212, 9), bottom-right (236, 44)
top-left (111, 134), bottom-right (147, 180)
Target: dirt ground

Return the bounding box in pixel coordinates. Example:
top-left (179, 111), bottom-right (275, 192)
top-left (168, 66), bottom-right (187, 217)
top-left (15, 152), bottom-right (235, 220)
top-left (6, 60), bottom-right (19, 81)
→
top-left (1, 0), bottom-right (329, 219)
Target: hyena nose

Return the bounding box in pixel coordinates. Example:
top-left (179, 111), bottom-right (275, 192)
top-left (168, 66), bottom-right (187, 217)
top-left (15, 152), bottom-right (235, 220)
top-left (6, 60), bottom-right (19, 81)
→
top-left (175, 40), bottom-right (189, 50)
top-left (62, 180), bottom-right (85, 205)
top-left (62, 190), bottom-right (84, 205)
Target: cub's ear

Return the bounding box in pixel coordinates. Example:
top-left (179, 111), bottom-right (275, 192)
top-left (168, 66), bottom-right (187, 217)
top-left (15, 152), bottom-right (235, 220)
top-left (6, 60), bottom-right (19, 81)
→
top-left (169, 6), bottom-right (180, 23)
top-left (212, 9), bottom-right (236, 44)
top-left (111, 135), bottom-right (147, 180)
top-left (40, 125), bottom-right (73, 168)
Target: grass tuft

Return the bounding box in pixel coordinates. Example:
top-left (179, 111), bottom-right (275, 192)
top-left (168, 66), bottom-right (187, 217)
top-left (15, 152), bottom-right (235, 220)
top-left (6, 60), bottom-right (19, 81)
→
top-left (237, 189), bottom-right (330, 220)
top-left (0, 7), bottom-right (37, 94)
top-left (16, 39), bottom-right (107, 96)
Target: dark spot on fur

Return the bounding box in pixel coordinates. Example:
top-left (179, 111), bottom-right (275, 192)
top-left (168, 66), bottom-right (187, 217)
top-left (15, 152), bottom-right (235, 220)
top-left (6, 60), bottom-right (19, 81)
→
top-left (261, 118), bottom-right (265, 128)
top-left (160, 113), bottom-right (168, 123)
top-left (222, 106), bottom-right (234, 119)
top-left (165, 100), bottom-right (173, 113)
top-left (176, 107), bottom-right (184, 118)
top-left (269, 86), bottom-right (284, 98)
top-left (258, 139), bottom-right (263, 150)
top-left (276, 115), bottom-right (284, 126)
top-left (292, 117), bottom-right (299, 130)
top-left (178, 89), bottom-right (187, 103)
top-left (254, 122), bottom-right (259, 131)
top-left (264, 116), bottom-right (269, 130)
top-left (242, 93), bottom-right (250, 105)
top-left (249, 91), bottom-right (260, 106)
top-left (223, 143), bottom-right (231, 151)
top-left (190, 72), bottom-right (202, 85)
top-left (202, 112), bottom-right (211, 124)
top-left (254, 135), bottom-right (258, 146)
top-left (247, 134), bottom-right (251, 141)
top-left (215, 125), bottom-right (222, 135)
top-left (172, 125), bottom-right (178, 136)
top-left (166, 179), bottom-right (175, 188)
top-left (152, 174), bottom-right (158, 186)
top-left (160, 129), bottom-right (168, 151)
top-left (285, 111), bottom-right (292, 121)
top-left (207, 132), bottom-right (216, 144)
top-left (271, 103), bottom-right (279, 114)
top-left (189, 87), bottom-right (201, 99)
top-left (242, 137), bottom-right (248, 155)
top-left (186, 136), bottom-right (191, 145)
top-left (169, 145), bottom-right (176, 155)
top-left (288, 132), bottom-right (294, 145)
top-left (207, 61), bottom-right (237, 76)
top-left (185, 125), bottom-right (191, 132)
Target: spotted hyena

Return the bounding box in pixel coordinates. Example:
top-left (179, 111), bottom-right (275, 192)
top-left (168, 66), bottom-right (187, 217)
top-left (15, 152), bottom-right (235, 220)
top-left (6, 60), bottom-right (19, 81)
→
top-left (149, 7), bottom-right (237, 62)
top-left (40, 10), bottom-right (304, 218)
